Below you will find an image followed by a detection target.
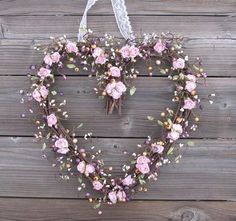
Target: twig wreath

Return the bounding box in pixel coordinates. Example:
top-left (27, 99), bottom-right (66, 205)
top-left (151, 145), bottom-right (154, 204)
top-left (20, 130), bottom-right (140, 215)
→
top-left (22, 31), bottom-right (215, 213)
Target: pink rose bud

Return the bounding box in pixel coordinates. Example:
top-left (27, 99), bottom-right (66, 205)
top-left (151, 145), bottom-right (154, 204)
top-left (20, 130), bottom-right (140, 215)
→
top-left (32, 89), bottom-right (41, 102)
top-left (66, 41), bottom-right (78, 53)
top-left (37, 67), bottom-right (51, 78)
top-left (39, 85), bottom-right (49, 99)
top-left (136, 163), bottom-right (150, 174)
top-left (185, 81), bottom-right (196, 92)
top-left (47, 113), bottom-right (57, 127)
top-left (92, 47), bottom-right (103, 57)
top-left (110, 66), bottom-right (121, 77)
top-left (129, 45), bottom-right (140, 58)
top-left (111, 89), bottom-right (122, 100)
top-left (95, 54), bottom-right (107, 64)
top-left (167, 131), bottom-right (180, 141)
top-left (51, 52), bottom-right (61, 63)
top-left (85, 164), bottom-right (95, 175)
top-left (120, 45), bottom-right (130, 58)
top-left (122, 175), bottom-right (133, 186)
top-left (183, 98), bottom-right (196, 110)
top-left (108, 191), bottom-right (117, 204)
top-left (92, 180), bottom-right (103, 190)
top-left (77, 161), bottom-right (86, 174)
top-left (151, 144), bottom-right (164, 154)
top-left (172, 124), bottom-right (183, 134)
top-left (44, 54), bottom-right (53, 66)
top-left (117, 190), bottom-right (126, 202)
top-left (173, 58), bottom-right (185, 69)
top-left (187, 74), bottom-right (196, 82)
top-left (115, 81), bottom-right (127, 93)
top-left (154, 42), bottom-right (166, 53)
top-left (136, 155), bottom-right (150, 164)
top-left (55, 138), bottom-right (69, 154)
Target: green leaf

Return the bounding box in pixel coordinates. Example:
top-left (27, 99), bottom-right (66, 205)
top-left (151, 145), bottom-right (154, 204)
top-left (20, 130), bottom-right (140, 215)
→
top-left (42, 143), bottom-right (46, 150)
top-left (51, 90), bottom-right (57, 96)
top-left (94, 202), bottom-right (101, 209)
top-left (167, 147), bottom-right (174, 155)
top-left (160, 69), bottom-right (166, 74)
top-left (77, 123), bottom-right (84, 129)
top-left (67, 64), bottom-right (76, 69)
top-left (157, 120), bottom-right (163, 126)
top-left (147, 116), bottom-right (155, 121)
top-left (129, 86), bottom-right (136, 96)
top-left (187, 141), bottom-right (195, 147)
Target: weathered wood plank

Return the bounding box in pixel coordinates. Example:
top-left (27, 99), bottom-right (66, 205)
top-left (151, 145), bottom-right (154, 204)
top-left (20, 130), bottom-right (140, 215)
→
top-left (0, 0), bottom-right (236, 16)
top-left (1, 39), bottom-right (236, 77)
top-left (0, 76), bottom-right (235, 138)
top-left (0, 137), bottom-right (235, 200)
top-left (0, 198), bottom-right (235, 221)
top-left (1, 15), bottom-right (236, 39)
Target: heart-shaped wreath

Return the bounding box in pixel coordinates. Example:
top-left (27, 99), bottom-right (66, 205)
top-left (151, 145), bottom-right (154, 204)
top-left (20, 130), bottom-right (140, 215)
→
top-left (25, 32), bottom-right (207, 211)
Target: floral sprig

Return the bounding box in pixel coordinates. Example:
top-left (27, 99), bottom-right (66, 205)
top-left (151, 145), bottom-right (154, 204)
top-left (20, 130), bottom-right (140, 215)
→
top-left (24, 32), bottom-right (210, 213)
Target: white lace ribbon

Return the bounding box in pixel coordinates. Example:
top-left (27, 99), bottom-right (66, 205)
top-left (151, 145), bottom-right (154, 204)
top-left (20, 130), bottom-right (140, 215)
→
top-left (78, 0), bottom-right (135, 41)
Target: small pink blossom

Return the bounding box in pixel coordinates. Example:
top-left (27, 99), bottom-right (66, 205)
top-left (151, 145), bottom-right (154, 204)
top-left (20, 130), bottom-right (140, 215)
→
top-left (51, 52), bottom-right (61, 63)
top-left (129, 45), bottom-right (140, 58)
top-left (105, 81), bottom-right (127, 100)
top-left (111, 90), bottom-right (122, 100)
top-left (152, 144), bottom-right (164, 154)
top-left (93, 180), bottom-right (103, 190)
top-left (136, 163), bottom-right (150, 174)
top-left (167, 131), bottom-right (180, 141)
top-left (92, 47), bottom-right (103, 57)
top-left (85, 164), bottom-right (95, 175)
top-left (95, 54), bottom-right (107, 64)
top-left (77, 161), bottom-right (86, 173)
top-left (137, 155), bottom-right (150, 164)
top-left (122, 175), bottom-right (133, 186)
top-left (37, 67), bottom-right (51, 78)
top-left (110, 66), bottom-right (121, 77)
top-left (117, 190), bottom-right (126, 202)
top-left (32, 86), bottom-right (48, 102)
top-left (187, 74), bottom-right (196, 82)
top-left (47, 113), bottom-right (57, 127)
top-left (66, 41), bottom-right (78, 53)
top-left (173, 58), bottom-right (185, 69)
top-left (55, 138), bottom-right (69, 154)
top-left (120, 45), bottom-right (130, 58)
top-left (108, 191), bottom-right (117, 204)
top-left (115, 81), bottom-right (127, 93)
top-left (172, 124), bottom-right (183, 134)
top-left (32, 89), bottom-right (41, 102)
top-left (39, 86), bottom-right (49, 99)
top-left (44, 54), bottom-right (53, 66)
top-left (183, 98), bottom-right (196, 110)
top-left (154, 42), bottom-right (166, 53)
top-left (185, 81), bottom-right (196, 92)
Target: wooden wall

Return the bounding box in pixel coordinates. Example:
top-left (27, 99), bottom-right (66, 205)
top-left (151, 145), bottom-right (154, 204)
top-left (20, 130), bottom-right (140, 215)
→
top-left (0, 0), bottom-right (235, 220)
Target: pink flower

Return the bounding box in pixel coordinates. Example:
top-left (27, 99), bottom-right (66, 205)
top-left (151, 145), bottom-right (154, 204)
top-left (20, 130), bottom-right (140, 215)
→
top-left (185, 81), bottom-right (196, 92)
top-left (110, 66), bottom-right (121, 77)
top-left (51, 52), bottom-right (61, 63)
top-left (115, 81), bottom-right (127, 93)
top-left (120, 45), bottom-right (130, 58)
top-left (129, 45), bottom-right (140, 58)
top-left (152, 144), bottom-right (164, 154)
top-left (85, 164), bottom-right (95, 175)
top-left (55, 138), bottom-right (69, 154)
top-left (167, 131), bottom-right (180, 141)
top-left (92, 47), bottom-right (103, 57)
top-left (117, 190), bottom-right (126, 202)
top-left (105, 82), bottom-right (116, 94)
top-left (187, 74), bottom-right (196, 82)
top-left (154, 42), bottom-right (166, 53)
top-left (32, 89), bottom-right (41, 102)
top-left (183, 98), bottom-right (196, 110)
top-left (172, 124), bottom-right (183, 134)
top-left (122, 175), bottom-right (133, 186)
top-left (173, 58), bottom-right (185, 69)
top-left (39, 86), bottom-right (49, 99)
top-left (47, 113), bottom-right (57, 127)
top-left (137, 155), bottom-right (150, 164)
top-left (136, 163), bottom-right (150, 174)
top-left (77, 161), bottom-right (86, 173)
top-left (108, 191), bottom-right (117, 204)
top-left (66, 41), bottom-right (78, 53)
top-left (93, 180), bottom-right (103, 190)
top-left (44, 54), bottom-right (52, 66)
top-left (111, 90), bottom-right (122, 100)
top-left (95, 54), bottom-right (107, 64)
top-left (37, 67), bottom-right (51, 78)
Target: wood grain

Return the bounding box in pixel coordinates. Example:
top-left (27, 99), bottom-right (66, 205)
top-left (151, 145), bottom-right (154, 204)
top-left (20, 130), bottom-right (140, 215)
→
top-left (1, 15), bottom-right (236, 40)
top-left (0, 0), bottom-right (236, 16)
top-left (1, 39), bottom-right (236, 77)
top-left (0, 76), bottom-right (235, 138)
top-left (0, 137), bottom-right (235, 200)
top-left (0, 198), bottom-right (235, 221)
